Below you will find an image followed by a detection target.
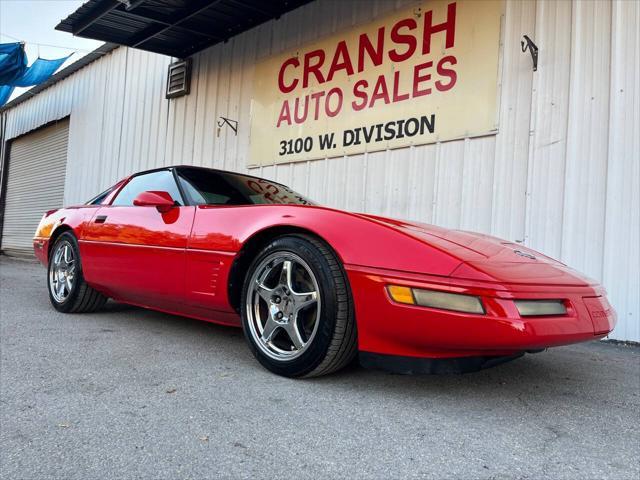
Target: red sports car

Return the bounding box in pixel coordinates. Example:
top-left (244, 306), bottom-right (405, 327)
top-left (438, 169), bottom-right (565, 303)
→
top-left (33, 166), bottom-right (616, 377)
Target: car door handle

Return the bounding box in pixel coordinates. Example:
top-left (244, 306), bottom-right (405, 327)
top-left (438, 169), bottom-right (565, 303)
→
top-left (94, 215), bottom-right (107, 224)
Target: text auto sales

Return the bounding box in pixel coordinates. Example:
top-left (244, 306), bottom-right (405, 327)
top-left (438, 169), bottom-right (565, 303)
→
top-left (274, 2), bottom-right (457, 154)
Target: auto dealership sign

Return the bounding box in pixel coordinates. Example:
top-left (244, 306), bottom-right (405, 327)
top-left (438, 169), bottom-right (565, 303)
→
top-left (248, 0), bottom-right (502, 166)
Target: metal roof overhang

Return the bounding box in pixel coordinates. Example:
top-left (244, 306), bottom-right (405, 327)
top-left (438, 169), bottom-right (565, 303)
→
top-left (55, 0), bottom-right (314, 59)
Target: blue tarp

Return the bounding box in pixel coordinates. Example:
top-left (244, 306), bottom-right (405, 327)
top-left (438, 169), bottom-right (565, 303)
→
top-left (0, 86), bottom-right (13, 107)
top-left (12, 56), bottom-right (71, 87)
top-left (0, 42), bottom-right (27, 84)
top-left (0, 42), bottom-right (70, 107)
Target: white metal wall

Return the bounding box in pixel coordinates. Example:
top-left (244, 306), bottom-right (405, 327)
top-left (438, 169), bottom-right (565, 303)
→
top-left (1, 0), bottom-right (638, 341)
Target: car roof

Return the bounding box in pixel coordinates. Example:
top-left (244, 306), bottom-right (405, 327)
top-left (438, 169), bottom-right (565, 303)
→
top-left (125, 165), bottom-right (280, 186)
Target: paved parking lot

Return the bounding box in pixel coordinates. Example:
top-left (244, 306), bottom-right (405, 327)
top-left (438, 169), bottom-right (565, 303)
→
top-left (1, 256), bottom-right (639, 479)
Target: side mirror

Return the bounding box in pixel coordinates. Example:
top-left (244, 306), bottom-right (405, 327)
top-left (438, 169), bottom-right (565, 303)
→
top-left (133, 191), bottom-right (175, 213)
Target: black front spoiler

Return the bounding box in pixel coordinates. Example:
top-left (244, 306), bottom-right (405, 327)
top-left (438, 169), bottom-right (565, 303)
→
top-left (359, 351), bottom-right (526, 375)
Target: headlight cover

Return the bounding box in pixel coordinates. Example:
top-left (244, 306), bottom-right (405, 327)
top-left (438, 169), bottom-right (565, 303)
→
top-left (515, 300), bottom-right (567, 316)
top-left (387, 285), bottom-right (485, 314)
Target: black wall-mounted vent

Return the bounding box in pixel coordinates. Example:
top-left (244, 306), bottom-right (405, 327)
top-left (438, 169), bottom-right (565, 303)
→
top-left (165, 59), bottom-right (191, 99)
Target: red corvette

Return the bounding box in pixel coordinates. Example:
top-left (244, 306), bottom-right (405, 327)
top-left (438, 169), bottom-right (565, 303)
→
top-left (33, 166), bottom-right (616, 377)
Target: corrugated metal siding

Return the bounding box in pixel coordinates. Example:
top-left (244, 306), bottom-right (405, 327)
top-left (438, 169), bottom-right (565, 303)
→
top-left (0, 0), bottom-right (637, 341)
top-left (526, 0), bottom-right (572, 260)
top-left (491, 0), bottom-right (535, 243)
top-left (602, 0), bottom-right (640, 342)
top-left (1, 119), bottom-right (69, 256)
top-left (562, 0), bottom-right (611, 281)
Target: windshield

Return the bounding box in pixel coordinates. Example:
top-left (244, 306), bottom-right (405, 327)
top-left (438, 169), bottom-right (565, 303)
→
top-left (176, 167), bottom-right (315, 206)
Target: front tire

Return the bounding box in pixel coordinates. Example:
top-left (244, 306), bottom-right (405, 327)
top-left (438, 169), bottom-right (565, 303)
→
top-left (240, 234), bottom-right (357, 378)
top-left (47, 231), bottom-right (108, 313)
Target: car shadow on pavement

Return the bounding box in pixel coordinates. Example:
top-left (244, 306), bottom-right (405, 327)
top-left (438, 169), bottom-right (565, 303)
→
top-left (91, 300), bottom-right (629, 406)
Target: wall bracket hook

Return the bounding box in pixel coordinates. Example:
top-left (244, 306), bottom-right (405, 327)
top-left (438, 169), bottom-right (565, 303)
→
top-left (217, 116), bottom-right (238, 136)
top-left (521, 35), bottom-right (539, 71)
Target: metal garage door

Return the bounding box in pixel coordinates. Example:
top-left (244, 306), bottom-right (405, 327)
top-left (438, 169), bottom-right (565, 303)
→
top-left (1, 119), bottom-right (69, 257)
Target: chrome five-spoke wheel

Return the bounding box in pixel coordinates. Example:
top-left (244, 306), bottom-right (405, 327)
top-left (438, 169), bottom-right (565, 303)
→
top-left (46, 231), bottom-right (107, 313)
top-left (246, 252), bottom-right (321, 361)
top-left (241, 235), bottom-right (357, 377)
top-left (49, 240), bottom-right (76, 303)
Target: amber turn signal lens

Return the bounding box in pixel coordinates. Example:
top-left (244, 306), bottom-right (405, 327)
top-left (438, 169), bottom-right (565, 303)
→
top-left (387, 285), bottom-right (415, 305)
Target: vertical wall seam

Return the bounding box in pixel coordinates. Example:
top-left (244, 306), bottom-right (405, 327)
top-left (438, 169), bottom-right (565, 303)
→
top-left (163, 57), bottom-right (173, 166)
top-left (432, 142), bottom-right (441, 221)
top-left (490, 1), bottom-right (505, 235)
top-left (361, 152), bottom-right (368, 213)
top-left (115, 48), bottom-right (130, 176)
top-left (558, 0), bottom-right (575, 260)
top-left (523, 0), bottom-right (538, 245)
top-left (191, 55), bottom-right (201, 164)
top-left (96, 51), bottom-right (112, 195)
top-left (600, 0), bottom-right (615, 283)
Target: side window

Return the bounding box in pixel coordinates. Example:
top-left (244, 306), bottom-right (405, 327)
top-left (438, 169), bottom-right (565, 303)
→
top-left (175, 167), bottom-right (314, 206)
top-left (177, 169), bottom-right (245, 205)
top-left (111, 170), bottom-right (183, 206)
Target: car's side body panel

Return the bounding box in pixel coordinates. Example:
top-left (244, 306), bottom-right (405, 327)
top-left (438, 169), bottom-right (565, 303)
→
top-left (80, 205), bottom-right (196, 311)
top-left (185, 248), bottom-right (236, 313)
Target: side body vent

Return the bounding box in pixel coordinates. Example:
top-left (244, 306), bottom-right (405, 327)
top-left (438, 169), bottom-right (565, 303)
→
top-left (165, 59), bottom-right (192, 99)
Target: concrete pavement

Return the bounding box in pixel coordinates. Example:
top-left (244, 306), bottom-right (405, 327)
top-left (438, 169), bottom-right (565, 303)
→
top-left (1, 256), bottom-right (638, 479)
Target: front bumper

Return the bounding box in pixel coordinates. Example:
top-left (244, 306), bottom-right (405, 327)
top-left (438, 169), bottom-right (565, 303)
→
top-left (346, 265), bottom-right (617, 360)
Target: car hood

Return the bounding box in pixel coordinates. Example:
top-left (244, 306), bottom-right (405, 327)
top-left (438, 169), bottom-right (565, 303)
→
top-left (356, 213), bottom-right (597, 286)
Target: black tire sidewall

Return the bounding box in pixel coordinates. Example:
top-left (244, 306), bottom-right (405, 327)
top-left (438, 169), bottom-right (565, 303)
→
top-left (47, 232), bottom-right (84, 313)
top-left (240, 236), bottom-right (342, 378)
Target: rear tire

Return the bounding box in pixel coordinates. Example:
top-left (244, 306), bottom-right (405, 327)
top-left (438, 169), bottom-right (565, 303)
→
top-left (47, 231), bottom-right (108, 313)
top-left (240, 234), bottom-right (357, 378)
